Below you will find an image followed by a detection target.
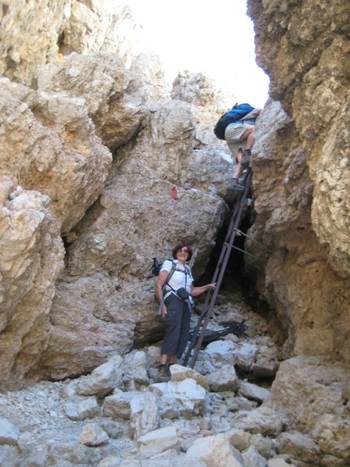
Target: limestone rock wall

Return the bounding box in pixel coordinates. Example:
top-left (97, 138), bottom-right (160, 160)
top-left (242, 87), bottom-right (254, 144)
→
top-left (0, 76), bottom-right (112, 234)
top-left (40, 95), bottom-right (229, 380)
top-left (0, 178), bottom-right (64, 389)
top-left (37, 52), bottom-right (166, 150)
top-left (0, 1), bottom-right (234, 387)
top-left (0, 0), bottom-right (138, 86)
top-left (247, 1), bottom-right (350, 361)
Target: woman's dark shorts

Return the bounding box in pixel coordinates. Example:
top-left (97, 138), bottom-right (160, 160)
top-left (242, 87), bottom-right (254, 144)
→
top-left (161, 294), bottom-right (191, 359)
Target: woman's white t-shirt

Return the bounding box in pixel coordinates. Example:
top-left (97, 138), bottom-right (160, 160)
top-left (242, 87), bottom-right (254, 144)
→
top-left (160, 259), bottom-right (193, 296)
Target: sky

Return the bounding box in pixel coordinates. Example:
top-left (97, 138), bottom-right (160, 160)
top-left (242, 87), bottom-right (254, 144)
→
top-left (127, 0), bottom-right (269, 108)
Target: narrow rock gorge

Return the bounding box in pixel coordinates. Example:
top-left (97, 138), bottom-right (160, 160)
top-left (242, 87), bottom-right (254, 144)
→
top-left (0, 1), bottom-right (349, 466)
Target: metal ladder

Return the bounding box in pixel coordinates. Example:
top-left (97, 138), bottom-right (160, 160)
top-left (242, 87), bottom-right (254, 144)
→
top-left (183, 168), bottom-right (253, 368)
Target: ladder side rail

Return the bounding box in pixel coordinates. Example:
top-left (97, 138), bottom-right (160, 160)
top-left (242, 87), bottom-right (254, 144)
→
top-left (182, 192), bottom-right (244, 365)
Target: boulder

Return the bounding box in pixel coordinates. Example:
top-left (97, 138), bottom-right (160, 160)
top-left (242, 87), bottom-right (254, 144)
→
top-left (138, 426), bottom-right (179, 458)
top-left (130, 392), bottom-right (159, 439)
top-left (64, 396), bottom-right (100, 421)
top-left (103, 390), bottom-right (140, 420)
top-left (312, 414), bottom-right (350, 461)
top-left (76, 355), bottom-right (123, 397)
top-left (185, 433), bottom-right (244, 467)
top-left (169, 364), bottom-right (209, 390)
top-left (207, 365), bottom-right (239, 392)
top-left (0, 178), bottom-right (64, 390)
top-left (204, 340), bottom-right (236, 368)
top-left (121, 351), bottom-right (150, 388)
top-left (150, 378), bottom-right (207, 417)
top-left (226, 428), bottom-right (251, 452)
top-left (239, 381), bottom-right (270, 403)
top-left (264, 356), bottom-right (350, 461)
top-left (98, 419), bottom-right (126, 439)
top-left (234, 343), bottom-right (258, 371)
top-left (38, 275), bottom-right (148, 379)
top-left (237, 407), bottom-right (285, 437)
top-left (242, 446), bottom-right (267, 467)
top-left (250, 434), bottom-right (277, 459)
top-left (0, 417), bottom-right (19, 446)
top-left (276, 431), bottom-right (320, 464)
top-left (80, 423), bottom-right (109, 447)
top-left (0, 446), bottom-right (18, 467)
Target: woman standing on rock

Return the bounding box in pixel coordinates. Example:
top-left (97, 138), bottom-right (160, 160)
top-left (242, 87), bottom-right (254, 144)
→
top-left (156, 243), bottom-right (215, 380)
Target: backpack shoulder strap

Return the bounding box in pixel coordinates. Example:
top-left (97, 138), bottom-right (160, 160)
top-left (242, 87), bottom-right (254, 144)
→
top-left (162, 260), bottom-right (177, 294)
top-left (166, 260), bottom-right (177, 284)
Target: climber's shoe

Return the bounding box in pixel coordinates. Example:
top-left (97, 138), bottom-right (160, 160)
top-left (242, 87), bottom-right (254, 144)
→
top-left (241, 149), bottom-right (251, 166)
top-left (228, 178), bottom-right (244, 192)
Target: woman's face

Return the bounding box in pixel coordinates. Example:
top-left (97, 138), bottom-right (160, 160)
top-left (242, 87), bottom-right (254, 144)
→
top-left (176, 247), bottom-right (189, 262)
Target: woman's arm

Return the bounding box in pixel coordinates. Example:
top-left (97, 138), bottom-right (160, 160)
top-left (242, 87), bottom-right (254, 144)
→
top-left (192, 283), bottom-right (216, 297)
top-left (156, 270), bottom-right (169, 316)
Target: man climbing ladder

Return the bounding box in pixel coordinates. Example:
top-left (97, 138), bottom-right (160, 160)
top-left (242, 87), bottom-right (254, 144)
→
top-left (214, 103), bottom-right (260, 190)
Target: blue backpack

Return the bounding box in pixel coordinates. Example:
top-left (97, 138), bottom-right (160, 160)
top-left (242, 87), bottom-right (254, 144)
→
top-left (214, 103), bottom-right (254, 140)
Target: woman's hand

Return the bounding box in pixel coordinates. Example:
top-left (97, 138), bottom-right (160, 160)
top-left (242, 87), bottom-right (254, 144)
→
top-left (192, 283), bottom-right (216, 297)
top-left (161, 304), bottom-right (168, 317)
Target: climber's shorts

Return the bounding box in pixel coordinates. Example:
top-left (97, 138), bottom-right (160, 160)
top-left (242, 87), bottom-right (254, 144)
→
top-left (225, 122), bottom-right (254, 142)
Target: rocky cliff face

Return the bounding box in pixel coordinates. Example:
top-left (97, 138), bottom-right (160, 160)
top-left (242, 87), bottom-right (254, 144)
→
top-left (0, 0), bottom-right (233, 389)
top-left (247, 0), bottom-right (350, 362)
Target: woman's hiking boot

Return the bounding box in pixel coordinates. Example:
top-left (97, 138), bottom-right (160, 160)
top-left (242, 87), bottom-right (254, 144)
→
top-left (158, 364), bottom-right (170, 382)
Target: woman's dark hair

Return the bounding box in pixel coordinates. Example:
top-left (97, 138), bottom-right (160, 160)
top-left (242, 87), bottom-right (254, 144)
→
top-left (172, 243), bottom-right (193, 261)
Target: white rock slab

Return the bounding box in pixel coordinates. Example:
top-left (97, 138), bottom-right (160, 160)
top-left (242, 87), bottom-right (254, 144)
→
top-left (80, 423), bottom-right (109, 446)
top-left (150, 378), bottom-right (206, 416)
top-left (0, 445), bottom-right (18, 466)
top-left (170, 364), bottom-right (209, 389)
top-left (151, 378), bottom-right (206, 400)
top-left (237, 407), bottom-right (285, 436)
top-left (103, 390), bottom-right (140, 420)
top-left (242, 445), bottom-right (267, 467)
top-left (139, 426), bottom-right (178, 457)
top-left (207, 365), bottom-right (238, 392)
top-left (130, 392), bottom-right (159, 439)
top-left (122, 351), bottom-right (149, 387)
top-left (76, 355), bottom-right (123, 397)
top-left (235, 343), bottom-right (258, 370)
top-left (226, 428), bottom-right (251, 451)
top-left (0, 417), bottom-right (20, 446)
top-left (64, 396), bottom-right (100, 420)
top-left (239, 381), bottom-right (270, 403)
top-left (250, 433), bottom-right (276, 458)
top-left (204, 340), bottom-right (236, 367)
top-left (185, 433), bottom-right (244, 466)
